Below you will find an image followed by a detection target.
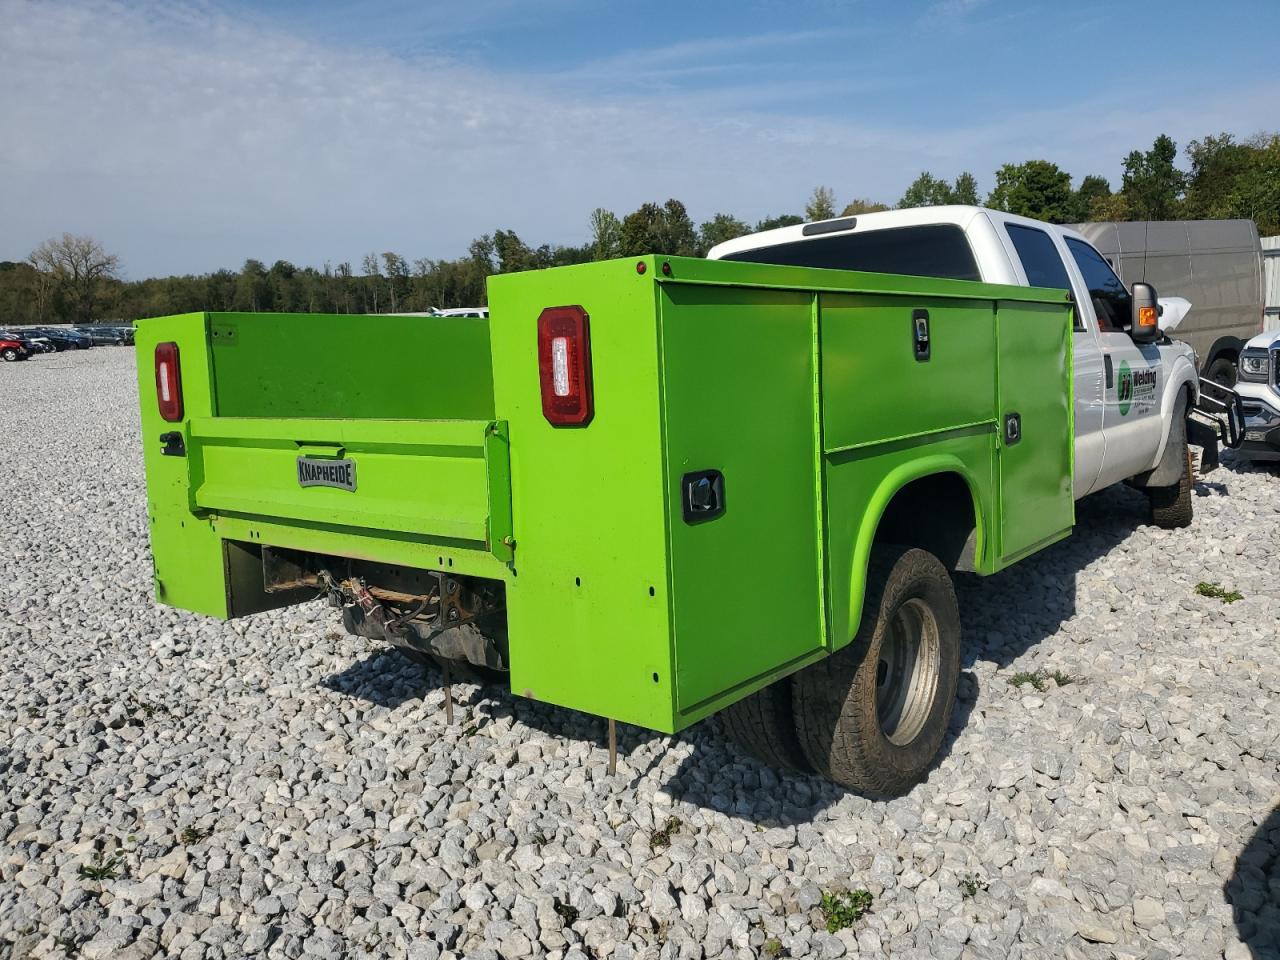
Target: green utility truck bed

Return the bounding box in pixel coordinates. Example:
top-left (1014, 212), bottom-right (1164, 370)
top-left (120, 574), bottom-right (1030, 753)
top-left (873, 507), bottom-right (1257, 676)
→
top-left (136, 256), bottom-right (1074, 740)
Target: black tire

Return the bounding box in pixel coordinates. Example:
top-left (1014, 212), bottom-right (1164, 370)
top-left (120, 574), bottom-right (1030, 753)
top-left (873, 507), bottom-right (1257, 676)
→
top-left (719, 678), bottom-right (812, 774)
top-left (1148, 444), bottom-right (1194, 529)
top-left (1206, 357), bottom-right (1237, 389)
top-left (1, 348), bottom-right (18, 362)
top-left (793, 546), bottom-right (960, 797)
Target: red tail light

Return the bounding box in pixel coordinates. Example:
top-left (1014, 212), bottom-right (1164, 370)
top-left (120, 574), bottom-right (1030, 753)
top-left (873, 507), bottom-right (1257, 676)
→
top-left (537, 306), bottom-right (594, 426)
top-left (155, 342), bottom-right (184, 422)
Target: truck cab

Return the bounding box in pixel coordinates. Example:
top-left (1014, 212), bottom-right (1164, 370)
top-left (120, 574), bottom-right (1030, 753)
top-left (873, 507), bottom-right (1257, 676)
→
top-left (709, 206), bottom-right (1200, 509)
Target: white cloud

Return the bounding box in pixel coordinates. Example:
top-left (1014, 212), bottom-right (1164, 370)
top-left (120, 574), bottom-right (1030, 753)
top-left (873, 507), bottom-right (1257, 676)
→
top-left (0, 0), bottom-right (1275, 277)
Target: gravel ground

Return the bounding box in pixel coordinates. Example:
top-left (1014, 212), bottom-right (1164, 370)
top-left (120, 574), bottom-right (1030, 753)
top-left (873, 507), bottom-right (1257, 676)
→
top-left (1, 348), bottom-right (1277, 960)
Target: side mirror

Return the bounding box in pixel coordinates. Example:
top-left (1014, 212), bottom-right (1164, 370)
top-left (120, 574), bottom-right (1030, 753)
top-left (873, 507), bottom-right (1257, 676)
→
top-left (1130, 282), bottom-right (1161, 343)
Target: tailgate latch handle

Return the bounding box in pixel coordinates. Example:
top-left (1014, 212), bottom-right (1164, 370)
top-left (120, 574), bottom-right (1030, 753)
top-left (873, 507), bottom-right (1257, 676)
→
top-left (159, 431), bottom-right (186, 458)
top-left (682, 469), bottom-right (725, 524)
top-left (912, 309), bottom-right (931, 362)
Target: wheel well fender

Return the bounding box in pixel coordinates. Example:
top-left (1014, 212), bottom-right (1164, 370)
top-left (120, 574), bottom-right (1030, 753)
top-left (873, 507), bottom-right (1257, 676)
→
top-left (843, 458), bottom-right (985, 647)
top-left (1204, 337), bottom-right (1245, 370)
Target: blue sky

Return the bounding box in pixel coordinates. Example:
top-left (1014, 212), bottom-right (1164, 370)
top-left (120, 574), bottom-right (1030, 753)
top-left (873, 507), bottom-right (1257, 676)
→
top-left (2, 0), bottom-right (1278, 277)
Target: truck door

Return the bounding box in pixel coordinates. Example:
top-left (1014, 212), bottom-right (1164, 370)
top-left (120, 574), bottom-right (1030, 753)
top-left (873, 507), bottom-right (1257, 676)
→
top-left (1064, 238), bottom-right (1165, 487)
top-left (1000, 222), bottom-right (1104, 497)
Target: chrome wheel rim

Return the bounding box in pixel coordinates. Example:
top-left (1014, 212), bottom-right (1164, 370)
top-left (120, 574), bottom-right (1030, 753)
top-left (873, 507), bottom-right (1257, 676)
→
top-left (875, 597), bottom-right (940, 746)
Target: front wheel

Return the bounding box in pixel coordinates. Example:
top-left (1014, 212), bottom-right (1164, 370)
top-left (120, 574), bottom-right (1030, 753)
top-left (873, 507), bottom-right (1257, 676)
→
top-left (1, 348), bottom-right (19, 362)
top-left (1206, 357), bottom-right (1237, 389)
top-left (792, 546), bottom-right (960, 796)
top-left (1147, 444), bottom-right (1194, 529)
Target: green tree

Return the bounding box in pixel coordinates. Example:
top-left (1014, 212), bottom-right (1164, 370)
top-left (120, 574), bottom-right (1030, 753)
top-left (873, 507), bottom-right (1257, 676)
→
top-left (805, 185), bottom-right (837, 221)
top-left (1088, 192), bottom-right (1132, 222)
top-left (1070, 175), bottom-right (1112, 221)
top-left (951, 172), bottom-right (980, 206)
top-left (986, 160), bottom-right (1074, 222)
top-left (27, 233), bottom-right (120, 323)
top-left (589, 208), bottom-right (622, 261)
top-left (697, 213), bottom-right (750, 254)
top-left (839, 199), bottom-right (890, 216)
top-left (1121, 134), bottom-right (1184, 220)
top-left (619, 200), bottom-right (698, 256)
top-left (381, 252), bottom-right (409, 311)
top-left (492, 230), bottom-right (534, 274)
top-left (754, 214), bottom-right (803, 232)
top-left (898, 172), bottom-right (955, 208)
top-left (234, 258), bottom-right (270, 312)
top-left (1183, 134), bottom-right (1251, 220)
top-left (1226, 134), bottom-right (1280, 235)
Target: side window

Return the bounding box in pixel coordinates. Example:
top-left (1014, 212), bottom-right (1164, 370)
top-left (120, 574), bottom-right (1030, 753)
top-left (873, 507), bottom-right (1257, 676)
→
top-left (1066, 237), bottom-right (1131, 332)
top-left (1004, 224), bottom-right (1083, 331)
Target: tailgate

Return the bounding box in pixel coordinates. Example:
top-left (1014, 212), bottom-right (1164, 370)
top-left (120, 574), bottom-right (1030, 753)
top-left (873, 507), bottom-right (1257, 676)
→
top-left (188, 416), bottom-right (512, 559)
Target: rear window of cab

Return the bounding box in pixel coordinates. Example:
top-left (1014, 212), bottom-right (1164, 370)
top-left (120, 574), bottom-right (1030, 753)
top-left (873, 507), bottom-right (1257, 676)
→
top-left (720, 223), bottom-right (981, 282)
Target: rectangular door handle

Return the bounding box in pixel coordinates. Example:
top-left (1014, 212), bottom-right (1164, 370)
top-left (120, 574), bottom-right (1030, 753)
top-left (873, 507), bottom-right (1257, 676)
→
top-left (1104, 354), bottom-right (1113, 389)
top-left (912, 309), bottom-right (931, 362)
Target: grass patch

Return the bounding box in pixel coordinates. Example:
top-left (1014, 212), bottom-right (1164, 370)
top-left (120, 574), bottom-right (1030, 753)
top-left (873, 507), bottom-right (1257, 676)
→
top-left (1010, 668), bottom-right (1078, 692)
top-left (959, 872), bottom-right (988, 898)
top-left (648, 816), bottom-right (682, 851)
top-left (762, 936), bottom-right (784, 957)
top-left (818, 889), bottom-right (873, 933)
top-left (1009, 671), bottom-right (1047, 692)
top-left (78, 852), bottom-right (123, 882)
top-left (1196, 581), bottom-right (1243, 603)
top-left (179, 825), bottom-right (211, 845)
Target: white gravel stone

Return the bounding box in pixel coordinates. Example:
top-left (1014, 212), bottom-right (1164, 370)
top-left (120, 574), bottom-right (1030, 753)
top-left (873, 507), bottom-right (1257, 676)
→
top-left (0, 349), bottom-right (1277, 959)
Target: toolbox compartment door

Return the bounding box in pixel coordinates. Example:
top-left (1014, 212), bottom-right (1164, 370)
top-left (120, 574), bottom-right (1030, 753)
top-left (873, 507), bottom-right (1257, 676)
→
top-left (659, 283), bottom-right (826, 718)
top-left (994, 299), bottom-right (1075, 564)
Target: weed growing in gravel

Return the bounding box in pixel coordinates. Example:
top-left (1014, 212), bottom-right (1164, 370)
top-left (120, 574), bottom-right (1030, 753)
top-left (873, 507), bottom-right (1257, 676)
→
top-left (959, 873), bottom-right (988, 898)
top-left (532, 832), bottom-right (550, 847)
top-left (180, 825), bottom-right (211, 845)
top-left (54, 934), bottom-right (82, 956)
top-left (818, 889), bottom-right (873, 932)
top-left (1010, 671), bottom-right (1047, 692)
top-left (649, 816), bottom-right (683, 851)
top-left (1010, 668), bottom-right (1077, 692)
top-left (1196, 581), bottom-right (1243, 603)
top-left (553, 900), bottom-right (579, 925)
top-left (78, 852), bottom-right (123, 881)
top-left (762, 936), bottom-right (784, 957)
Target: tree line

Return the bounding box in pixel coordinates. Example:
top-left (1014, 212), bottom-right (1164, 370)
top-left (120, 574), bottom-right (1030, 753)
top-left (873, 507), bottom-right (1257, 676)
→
top-left (3, 130), bottom-right (1277, 325)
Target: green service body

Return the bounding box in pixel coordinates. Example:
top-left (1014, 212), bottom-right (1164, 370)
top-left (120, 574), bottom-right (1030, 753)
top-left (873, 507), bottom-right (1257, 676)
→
top-left (135, 256), bottom-right (1075, 735)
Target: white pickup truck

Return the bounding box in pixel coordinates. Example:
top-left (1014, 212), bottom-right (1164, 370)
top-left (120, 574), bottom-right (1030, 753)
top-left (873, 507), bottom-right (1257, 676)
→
top-left (1236, 330), bottom-right (1280, 460)
top-left (710, 205), bottom-right (1202, 525)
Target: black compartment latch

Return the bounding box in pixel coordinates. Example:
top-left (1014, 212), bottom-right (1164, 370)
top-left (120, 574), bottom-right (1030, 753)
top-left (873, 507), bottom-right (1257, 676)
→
top-left (1004, 413), bottom-right (1022, 446)
top-left (681, 469), bottom-right (725, 523)
top-left (912, 309), bottom-right (931, 362)
top-left (160, 431), bottom-right (186, 457)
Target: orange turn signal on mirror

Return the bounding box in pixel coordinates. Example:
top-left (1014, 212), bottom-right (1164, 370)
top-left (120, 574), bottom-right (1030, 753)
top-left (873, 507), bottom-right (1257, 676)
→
top-left (1138, 306), bottom-right (1158, 328)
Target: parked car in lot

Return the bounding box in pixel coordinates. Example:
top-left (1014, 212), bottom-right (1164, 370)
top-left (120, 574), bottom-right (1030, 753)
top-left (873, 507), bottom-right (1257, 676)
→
top-left (0, 336), bottom-right (30, 362)
top-left (1236, 329), bottom-right (1280, 461)
top-left (0, 330), bottom-right (52, 355)
top-left (30, 327), bottom-right (92, 350)
top-left (74, 324), bottom-right (133, 345)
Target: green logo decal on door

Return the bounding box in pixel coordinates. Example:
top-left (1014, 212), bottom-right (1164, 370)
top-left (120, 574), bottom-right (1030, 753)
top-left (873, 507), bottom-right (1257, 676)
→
top-left (1118, 361), bottom-right (1133, 415)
